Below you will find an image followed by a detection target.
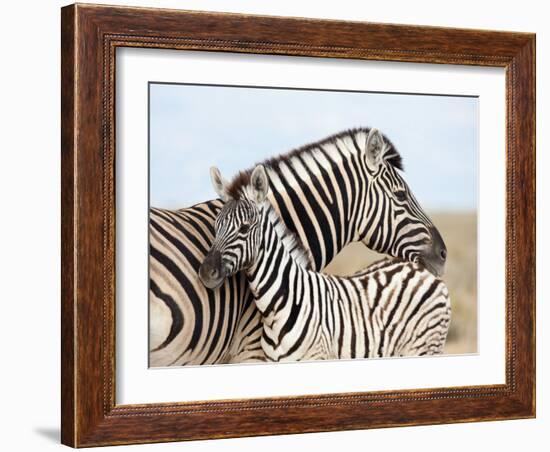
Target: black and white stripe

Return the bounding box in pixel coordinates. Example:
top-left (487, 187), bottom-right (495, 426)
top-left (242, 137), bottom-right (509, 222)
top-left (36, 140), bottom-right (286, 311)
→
top-left (151, 127), bottom-right (447, 365)
top-left (201, 166), bottom-right (451, 361)
top-left (149, 201), bottom-right (256, 365)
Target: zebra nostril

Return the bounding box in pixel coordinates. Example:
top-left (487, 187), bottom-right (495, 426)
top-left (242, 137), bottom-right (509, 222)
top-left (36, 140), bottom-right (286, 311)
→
top-left (440, 249), bottom-right (447, 260)
top-left (209, 268), bottom-right (219, 279)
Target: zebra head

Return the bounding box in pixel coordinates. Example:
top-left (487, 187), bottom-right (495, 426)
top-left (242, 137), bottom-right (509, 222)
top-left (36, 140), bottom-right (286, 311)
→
top-left (199, 165), bottom-right (269, 289)
top-left (358, 128), bottom-right (447, 277)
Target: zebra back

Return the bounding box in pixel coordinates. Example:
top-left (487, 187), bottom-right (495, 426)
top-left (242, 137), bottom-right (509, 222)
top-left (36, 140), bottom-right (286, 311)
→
top-left (149, 201), bottom-right (264, 365)
top-left (260, 259), bottom-right (452, 362)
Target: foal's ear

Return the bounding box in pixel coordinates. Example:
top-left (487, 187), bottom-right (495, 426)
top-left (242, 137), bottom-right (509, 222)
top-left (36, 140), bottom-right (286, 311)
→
top-left (210, 166), bottom-right (230, 201)
top-left (365, 128), bottom-right (385, 167)
top-left (250, 165), bottom-right (269, 204)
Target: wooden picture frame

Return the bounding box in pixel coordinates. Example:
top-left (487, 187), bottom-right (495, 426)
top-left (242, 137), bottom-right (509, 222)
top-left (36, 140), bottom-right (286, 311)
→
top-left (61, 3), bottom-right (535, 447)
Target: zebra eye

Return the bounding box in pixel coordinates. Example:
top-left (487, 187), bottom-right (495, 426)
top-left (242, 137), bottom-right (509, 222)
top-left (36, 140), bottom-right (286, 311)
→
top-left (239, 223), bottom-right (250, 234)
top-left (394, 190), bottom-right (407, 202)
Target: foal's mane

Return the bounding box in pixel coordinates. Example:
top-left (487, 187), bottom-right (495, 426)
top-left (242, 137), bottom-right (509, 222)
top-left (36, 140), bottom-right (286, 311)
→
top-left (265, 203), bottom-right (314, 270)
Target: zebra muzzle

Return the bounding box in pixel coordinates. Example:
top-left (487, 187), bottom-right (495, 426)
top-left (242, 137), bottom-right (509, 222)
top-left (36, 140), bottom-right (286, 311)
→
top-left (419, 226), bottom-right (447, 277)
top-left (199, 250), bottom-right (227, 289)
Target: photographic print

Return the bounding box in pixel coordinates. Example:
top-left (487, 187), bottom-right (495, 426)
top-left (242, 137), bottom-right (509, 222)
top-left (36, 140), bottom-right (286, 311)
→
top-left (61, 5), bottom-right (535, 445)
top-left (148, 83), bottom-right (478, 367)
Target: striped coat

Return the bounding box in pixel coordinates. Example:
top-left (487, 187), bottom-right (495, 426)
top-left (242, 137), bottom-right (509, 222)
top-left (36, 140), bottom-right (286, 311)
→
top-left (152, 128), bottom-right (447, 365)
top-left (201, 166), bottom-right (451, 361)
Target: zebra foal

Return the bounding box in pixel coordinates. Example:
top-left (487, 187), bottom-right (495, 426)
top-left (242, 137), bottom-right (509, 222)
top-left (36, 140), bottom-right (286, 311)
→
top-left (200, 165), bottom-right (451, 361)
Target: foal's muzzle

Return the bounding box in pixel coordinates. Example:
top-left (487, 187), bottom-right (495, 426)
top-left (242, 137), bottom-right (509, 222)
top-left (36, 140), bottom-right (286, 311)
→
top-left (199, 250), bottom-right (226, 289)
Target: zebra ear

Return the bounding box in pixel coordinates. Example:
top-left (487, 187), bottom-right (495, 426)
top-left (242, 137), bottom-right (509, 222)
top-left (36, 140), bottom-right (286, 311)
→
top-left (365, 128), bottom-right (385, 167)
top-left (210, 166), bottom-right (230, 201)
top-left (250, 165), bottom-right (269, 204)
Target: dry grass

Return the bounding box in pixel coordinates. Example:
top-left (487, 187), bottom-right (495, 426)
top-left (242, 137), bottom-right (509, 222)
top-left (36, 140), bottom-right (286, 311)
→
top-left (324, 211), bottom-right (477, 355)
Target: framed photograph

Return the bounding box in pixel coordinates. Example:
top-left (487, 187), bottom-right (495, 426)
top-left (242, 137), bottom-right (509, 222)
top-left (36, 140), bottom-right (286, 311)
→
top-left (61, 4), bottom-right (535, 447)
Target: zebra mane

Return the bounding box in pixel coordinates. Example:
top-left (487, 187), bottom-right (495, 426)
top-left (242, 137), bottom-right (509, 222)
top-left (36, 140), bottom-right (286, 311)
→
top-left (225, 127), bottom-right (403, 198)
top-left (265, 203), bottom-right (314, 270)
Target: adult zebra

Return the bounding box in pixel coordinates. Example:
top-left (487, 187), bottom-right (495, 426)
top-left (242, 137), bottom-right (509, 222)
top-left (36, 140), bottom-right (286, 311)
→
top-left (200, 165), bottom-right (451, 360)
top-left (150, 128), bottom-right (447, 366)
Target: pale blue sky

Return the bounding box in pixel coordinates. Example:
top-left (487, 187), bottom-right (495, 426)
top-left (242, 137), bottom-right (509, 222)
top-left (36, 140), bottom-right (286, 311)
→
top-left (149, 83), bottom-right (477, 211)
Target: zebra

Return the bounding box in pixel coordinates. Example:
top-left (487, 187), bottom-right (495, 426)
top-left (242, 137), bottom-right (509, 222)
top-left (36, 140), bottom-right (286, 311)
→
top-left (199, 165), bottom-right (451, 361)
top-left (150, 127), bottom-right (447, 365)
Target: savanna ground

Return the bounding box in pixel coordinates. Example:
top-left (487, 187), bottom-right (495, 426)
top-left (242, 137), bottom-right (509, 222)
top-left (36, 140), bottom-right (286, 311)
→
top-left (324, 212), bottom-right (477, 355)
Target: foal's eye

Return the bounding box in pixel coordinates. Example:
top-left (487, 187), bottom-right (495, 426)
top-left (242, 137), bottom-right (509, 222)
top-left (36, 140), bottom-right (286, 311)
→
top-left (239, 224), bottom-right (250, 233)
top-left (394, 190), bottom-right (407, 202)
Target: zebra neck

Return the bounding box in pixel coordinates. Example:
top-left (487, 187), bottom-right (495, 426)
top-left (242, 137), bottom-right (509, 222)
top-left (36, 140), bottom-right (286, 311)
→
top-left (245, 205), bottom-right (309, 315)
top-left (264, 130), bottom-right (371, 270)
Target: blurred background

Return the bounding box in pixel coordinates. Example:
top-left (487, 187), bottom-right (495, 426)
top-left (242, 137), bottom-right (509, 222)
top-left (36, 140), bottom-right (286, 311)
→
top-left (150, 82), bottom-right (478, 355)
